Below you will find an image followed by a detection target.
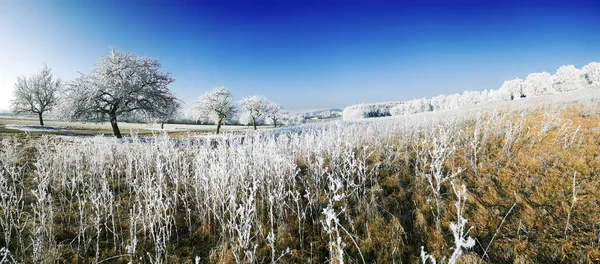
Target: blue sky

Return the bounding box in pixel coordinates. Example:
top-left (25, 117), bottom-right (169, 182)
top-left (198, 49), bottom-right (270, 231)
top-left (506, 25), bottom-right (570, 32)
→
top-left (1, 0), bottom-right (599, 111)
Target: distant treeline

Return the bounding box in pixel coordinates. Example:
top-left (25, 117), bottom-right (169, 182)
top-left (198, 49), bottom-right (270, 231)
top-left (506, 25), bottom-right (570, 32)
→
top-left (343, 62), bottom-right (600, 120)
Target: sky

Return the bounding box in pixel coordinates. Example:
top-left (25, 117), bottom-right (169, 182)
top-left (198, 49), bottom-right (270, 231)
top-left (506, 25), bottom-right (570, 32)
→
top-left (1, 0), bottom-right (599, 111)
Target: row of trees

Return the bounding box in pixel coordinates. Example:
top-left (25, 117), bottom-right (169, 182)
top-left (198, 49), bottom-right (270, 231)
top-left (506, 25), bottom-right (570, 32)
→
top-left (498, 63), bottom-right (600, 99)
top-left (10, 48), bottom-right (284, 137)
top-left (194, 88), bottom-right (283, 134)
top-left (343, 62), bottom-right (600, 119)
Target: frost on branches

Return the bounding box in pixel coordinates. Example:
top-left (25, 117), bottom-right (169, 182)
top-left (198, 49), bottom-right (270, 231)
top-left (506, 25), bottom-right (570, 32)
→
top-left (11, 66), bottom-right (61, 126)
top-left (499, 78), bottom-right (524, 100)
top-left (553, 65), bottom-right (585, 92)
top-left (582, 62), bottom-right (600, 87)
top-left (194, 87), bottom-right (236, 134)
top-left (61, 47), bottom-right (179, 138)
top-left (264, 102), bottom-right (283, 128)
top-left (240, 96), bottom-right (269, 130)
top-left (420, 182), bottom-right (475, 264)
top-left (524, 72), bottom-right (554, 96)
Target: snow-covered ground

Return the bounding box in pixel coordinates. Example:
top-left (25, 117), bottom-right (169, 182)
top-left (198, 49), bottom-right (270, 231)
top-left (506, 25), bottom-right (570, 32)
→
top-left (0, 117), bottom-right (252, 135)
top-left (4, 125), bottom-right (67, 132)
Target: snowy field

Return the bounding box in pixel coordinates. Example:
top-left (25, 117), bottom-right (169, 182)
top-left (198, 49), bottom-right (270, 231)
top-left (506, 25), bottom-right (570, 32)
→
top-left (4, 125), bottom-right (67, 132)
top-left (0, 116), bottom-right (261, 136)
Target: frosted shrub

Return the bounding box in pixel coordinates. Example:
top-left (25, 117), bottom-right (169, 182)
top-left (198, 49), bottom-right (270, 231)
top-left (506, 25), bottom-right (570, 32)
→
top-left (539, 110), bottom-right (561, 139)
top-left (0, 138), bottom-right (28, 260)
top-left (420, 181), bottom-right (474, 264)
top-left (321, 178), bottom-right (346, 264)
top-left (0, 169), bottom-right (27, 261)
top-left (417, 124), bottom-right (463, 229)
top-left (447, 183), bottom-right (475, 263)
top-left (31, 137), bottom-right (56, 263)
top-left (0, 247), bottom-right (15, 263)
top-left (230, 178), bottom-right (258, 264)
top-left (502, 118), bottom-right (525, 157)
top-left (463, 116), bottom-right (488, 176)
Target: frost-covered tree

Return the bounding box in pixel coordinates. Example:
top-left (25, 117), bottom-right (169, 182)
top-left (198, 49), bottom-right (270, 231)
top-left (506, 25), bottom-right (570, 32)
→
top-left (582, 62), bottom-right (600, 87)
top-left (195, 87), bottom-right (236, 134)
top-left (11, 66), bottom-right (61, 126)
top-left (400, 98), bottom-right (430, 114)
top-left (523, 72), bottom-right (553, 97)
top-left (389, 104), bottom-right (406, 116)
top-left (479, 89), bottom-right (491, 104)
top-left (265, 102), bottom-right (283, 128)
top-left (62, 48), bottom-right (177, 138)
top-left (486, 89), bottom-right (505, 103)
top-left (445, 93), bottom-right (462, 110)
top-left (342, 105), bottom-right (367, 120)
top-left (430, 94), bottom-right (446, 111)
top-left (343, 102), bottom-right (399, 119)
top-left (460, 90), bottom-right (482, 107)
top-left (499, 78), bottom-right (524, 100)
top-left (240, 96), bottom-right (269, 130)
top-left (552, 65), bottom-right (585, 92)
top-left (157, 101), bottom-right (182, 129)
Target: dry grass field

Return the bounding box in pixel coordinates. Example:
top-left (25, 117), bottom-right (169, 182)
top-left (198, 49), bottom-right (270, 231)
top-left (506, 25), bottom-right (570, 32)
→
top-left (1, 91), bottom-right (600, 263)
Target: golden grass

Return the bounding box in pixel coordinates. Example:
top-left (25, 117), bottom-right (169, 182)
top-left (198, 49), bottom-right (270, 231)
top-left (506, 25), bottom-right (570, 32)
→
top-left (3, 101), bottom-right (600, 263)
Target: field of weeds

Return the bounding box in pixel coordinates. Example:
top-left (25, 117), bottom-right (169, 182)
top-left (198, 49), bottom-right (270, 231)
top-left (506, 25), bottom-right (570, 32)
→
top-left (1, 94), bottom-right (600, 263)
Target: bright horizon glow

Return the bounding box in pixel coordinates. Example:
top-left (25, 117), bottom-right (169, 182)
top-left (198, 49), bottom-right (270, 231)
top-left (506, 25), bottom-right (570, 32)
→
top-left (0, 78), bottom-right (13, 111)
top-left (1, 0), bottom-right (599, 112)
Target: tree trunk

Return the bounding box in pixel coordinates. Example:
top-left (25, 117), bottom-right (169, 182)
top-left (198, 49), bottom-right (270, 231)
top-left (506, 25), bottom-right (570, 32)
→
top-left (252, 118), bottom-right (257, 130)
top-left (216, 118), bottom-right (223, 134)
top-left (161, 120), bottom-right (165, 129)
top-left (38, 112), bottom-right (44, 126)
top-left (273, 118), bottom-right (277, 128)
top-left (110, 114), bottom-right (122, 138)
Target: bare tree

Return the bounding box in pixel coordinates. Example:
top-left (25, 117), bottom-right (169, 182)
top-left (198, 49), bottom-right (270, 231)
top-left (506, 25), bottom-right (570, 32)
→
top-left (265, 102), bottom-right (282, 128)
top-left (11, 66), bottom-right (61, 126)
top-left (240, 96), bottom-right (268, 130)
top-left (61, 48), bottom-right (177, 138)
top-left (195, 87), bottom-right (236, 134)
